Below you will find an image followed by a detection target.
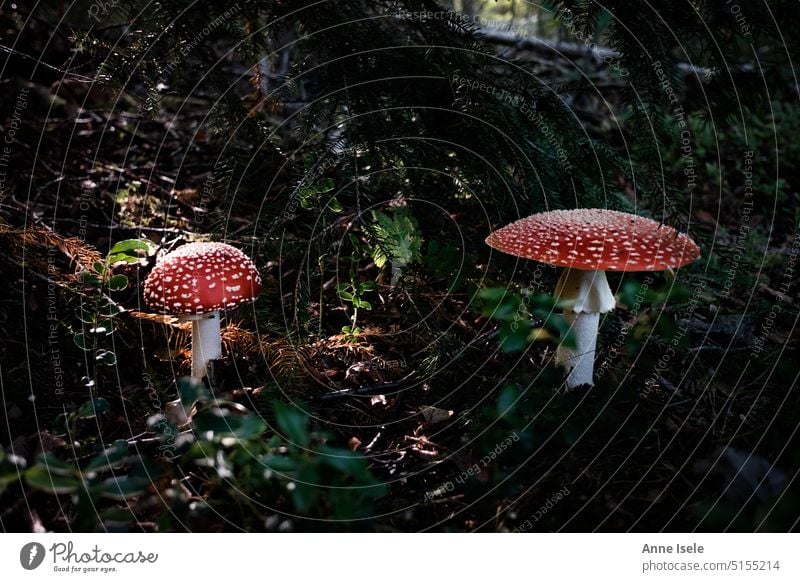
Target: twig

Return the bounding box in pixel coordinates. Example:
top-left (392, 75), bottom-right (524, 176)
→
top-left (476, 28), bottom-right (720, 78)
top-left (316, 381), bottom-right (405, 402)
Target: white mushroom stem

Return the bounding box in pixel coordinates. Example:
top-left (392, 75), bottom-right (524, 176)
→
top-left (184, 312), bottom-right (222, 379)
top-left (554, 268), bottom-right (616, 389)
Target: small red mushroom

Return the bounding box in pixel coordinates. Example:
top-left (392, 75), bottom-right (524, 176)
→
top-left (486, 209), bottom-right (700, 389)
top-left (144, 242), bottom-right (262, 379)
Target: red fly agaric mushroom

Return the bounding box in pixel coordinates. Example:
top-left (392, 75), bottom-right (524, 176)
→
top-left (485, 209), bottom-right (700, 389)
top-left (144, 242), bottom-right (262, 379)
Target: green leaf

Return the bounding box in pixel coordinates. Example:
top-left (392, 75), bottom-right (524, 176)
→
top-left (37, 453), bottom-right (75, 474)
top-left (52, 413), bottom-right (70, 436)
top-left (96, 350), bottom-right (117, 366)
top-left (97, 475), bottom-right (151, 500)
top-left (92, 262), bottom-right (106, 275)
top-left (107, 239), bottom-right (155, 265)
top-left (179, 376), bottom-right (209, 409)
top-left (328, 197), bottom-right (343, 213)
top-left (93, 458), bottom-right (163, 500)
top-left (372, 249), bottom-right (388, 268)
top-left (261, 454), bottom-right (297, 474)
top-left (108, 239), bottom-right (153, 255)
top-left (106, 253), bottom-right (142, 264)
top-left (497, 385), bottom-right (520, 418)
top-left (298, 178), bottom-right (335, 209)
top-left (73, 332), bottom-right (91, 351)
top-left (498, 321), bottom-right (530, 353)
top-left (75, 309), bottom-right (97, 324)
top-left (479, 287), bottom-right (521, 321)
top-left (318, 445), bottom-right (364, 474)
top-left (348, 234), bottom-right (362, 252)
top-left (337, 290), bottom-right (354, 302)
top-left (86, 439), bottom-right (129, 472)
top-left (193, 408), bottom-right (267, 441)
top-left (307, 177), bottom-right (335, 195)
top-left (478, 287), bottom-right (510, 302)
top-left (236, 414), bottom-right (269, 439)
top-left (77, 398), bottom-right (110, 419)
top-left (128, 457), bottom-right (166, 481)
top-left (366, 208), bottom-right (423, 270)
top-left (26, 456), bottom-right (80, 494)
top-left (80, 271), bottom-right (102, 287)
top-left (291, 481), bottom-right (319, 512)
top-left (274, 401), bottom-right (310, 447)
top-left (293, 462), bottom-right (322, 511)
top-left (107, 274), bottom-right (128, 291)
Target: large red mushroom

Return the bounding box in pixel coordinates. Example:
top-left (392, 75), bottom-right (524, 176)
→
top-left (486, 209), bottom-right (700, 389)
top-left (144, 242), bottom-right (262, 379)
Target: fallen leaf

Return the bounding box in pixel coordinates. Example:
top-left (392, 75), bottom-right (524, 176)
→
top-left (420, 406), bottom-right (453, 425)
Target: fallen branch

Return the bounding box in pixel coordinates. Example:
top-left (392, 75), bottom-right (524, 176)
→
top-left (477, 28), bottom-right (715, 78)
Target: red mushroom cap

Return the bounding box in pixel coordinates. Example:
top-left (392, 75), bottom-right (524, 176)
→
top-left (485, 209), bottom-right (700, 271)
top-left (144, 242), bottom-right (262, 314)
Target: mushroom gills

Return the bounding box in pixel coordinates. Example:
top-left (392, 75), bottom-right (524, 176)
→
top-left (186, 311), bottom-right (222, 379)
top-left (554, 268), bottom-right (616, 389)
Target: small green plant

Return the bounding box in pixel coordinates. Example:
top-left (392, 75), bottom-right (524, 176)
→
top-left (52, 397), bottom-right (111, 442)
top-left (179, 377), bottom-right (387, 524)
top-left (366, 207), bottom-right (423, 286)
top-left (334, 233), bottom-right (378, 339)
top-left (476, 286), bottom-right (573, 353)
top-left (20, 391), bottom-right (166, 530)
top-left (331, 206), bottom-right (424, 339)
top-left (336, 277), bottom-right (376, 339)
top-left (72, 239), bottom-right (156, 382)
top-left (26, 440), bottom-right (157, 497)
top-left (297, 177), bottom-right (338, 210)
top-left (22, 377), bottom-right (386, 531)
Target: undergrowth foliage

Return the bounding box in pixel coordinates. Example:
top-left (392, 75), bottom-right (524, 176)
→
top-left (0, 0), bottom-right (798, 532)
